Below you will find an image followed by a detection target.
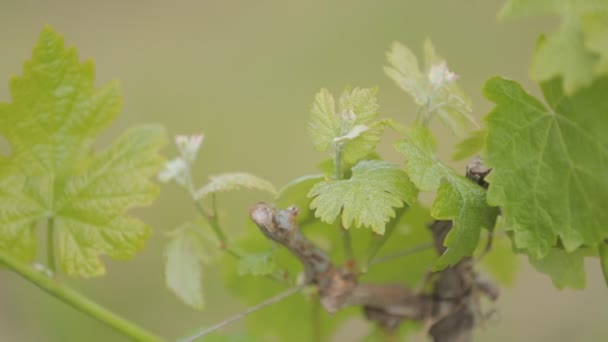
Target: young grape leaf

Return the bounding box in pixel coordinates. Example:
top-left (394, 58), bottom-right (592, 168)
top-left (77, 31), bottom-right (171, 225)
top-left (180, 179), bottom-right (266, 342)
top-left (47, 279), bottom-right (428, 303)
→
top-left (451, 129), bottom-right (486, 161)
top-left (195, 172), bottom-right (276, 200)
top-left (165, 223), bottom-right (221, 310)
top-left (432, 178), bottom-right (499, 269)
top-left (582, 11), bottom-right (608, 74)
top-left (499, 0), bottom-right (608, 93)
top-left (529, 247), bottom-right (587, 289)
top-left (308, 88), bottom-right (385, 164)
top-left (385, 40), bottom-right (475, 135)
top-left (308, 160), bottom-right (417, 234)
top-left (484, 76), bottom-right (608, 259)
top-left (237, 252), bottom-right (277, 276)
top-left (395, 126), bottom-right (498, 268)
top-left (0, 27), bottom-right (166, 277)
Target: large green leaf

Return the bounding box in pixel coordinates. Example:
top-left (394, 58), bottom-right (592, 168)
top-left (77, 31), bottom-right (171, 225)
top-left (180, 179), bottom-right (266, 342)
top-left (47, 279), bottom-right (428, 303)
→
top-left (499, 0), bottom-right (608, 93)
top-left (484, 76), bottom-right (608, 259)
top-left (529, 247), bottom-right (587, 289)
top-left (395, 126), bottom-right (498, 268)
top-left (0, 27), bottom-right (166, 276)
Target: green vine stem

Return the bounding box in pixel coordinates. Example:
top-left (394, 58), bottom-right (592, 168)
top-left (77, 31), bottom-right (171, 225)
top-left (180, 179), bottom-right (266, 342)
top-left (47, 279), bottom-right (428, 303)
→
top-left (0, 250), bottom-right (163, 342)
top-left (47, 216), bottom-right (56, 273)
top-left (334, 143), bottom-right (353, 262)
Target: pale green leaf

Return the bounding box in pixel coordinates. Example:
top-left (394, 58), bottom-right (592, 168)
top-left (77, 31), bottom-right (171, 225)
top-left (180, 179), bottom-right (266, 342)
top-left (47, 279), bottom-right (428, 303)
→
top-left (165, 223), bottom-right (220, 310)
top-left (432, 178), bottom-right (499, 269)
top-left (337, 87), bottom-right (379, 125)
top-left (395, 126), bottom-right (498, 268)
top-left (385, 41), bottom-right (475, 135)
top-left (308, 88), bottom-right (339, 152)
top-left (0, 27), bottom-right (166, 277)
top-left (384, 42), bottom-right (426, 105)
top-left (451, 129), bottom-right (486, 161)
top-left (341, 120), bottom-right (387, 164)
top-left (581, 10), bottom-right (608, 73)
top-left (237, 252), bottom-right (277, 276)
top-left (308, 88), bottom-right (383, 164)
top-left (529, 248), bottom-right (586, 289)
top-left (195, 172), bottom-right (276, 199)
top-left (308, 160), bottom-right (417, 234)
top-left (499, 0), bottom-right (608, 93)
top-left (394, 126), bottom-right (451, 191)
top-left (484, 77), bottom-right (608, 259)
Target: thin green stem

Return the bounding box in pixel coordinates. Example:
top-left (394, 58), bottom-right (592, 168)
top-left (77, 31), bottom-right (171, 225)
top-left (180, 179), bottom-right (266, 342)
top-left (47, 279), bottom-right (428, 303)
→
top-left (312, 293), bottom-right (322, 342)
top-left (47, 216), bottom-right (56, 274)
top-left (368, 242), bottom-right (435, 266)
top-left (179, 285), bottom-right (304, 342)
top-left (194, 200), bottom-right (228, 247)
top-left (0, 249), bottom-right (163, 342)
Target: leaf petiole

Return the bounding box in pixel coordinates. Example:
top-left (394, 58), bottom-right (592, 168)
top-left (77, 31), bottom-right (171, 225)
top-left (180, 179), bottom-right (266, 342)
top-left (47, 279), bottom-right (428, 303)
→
top-left (46, 216), bottom-right (56, 274)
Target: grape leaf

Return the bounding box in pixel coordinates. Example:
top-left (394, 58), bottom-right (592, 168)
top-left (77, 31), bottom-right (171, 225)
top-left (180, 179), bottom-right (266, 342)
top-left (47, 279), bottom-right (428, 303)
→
top-left (0, 27), bottom-right (166, 277)
top-left (195, 172), bottom-right (276, 199)
top-left (165, 223), bottom-right (220, 310)
top-left (483, 76), bottom-right (608, 259)
top-left (499, 0), bottom-right (608, 93)
top-left (308, 88), bottom-right (386, 164)
top-left (451, 129), bottom-right (486, 161)
top-left (395, 126), bottom-right (498, 268)
top-left (308, 160), bottom-right (417, 234)
top-left (385, 40), bottom-right (475, 135)
top-left (529, 247), bottom-right (586, 289)
top-left (237, 252), bottom-right (277, 276)
top-left (431, 178), bottom-right (499, 269)
top-left (581, 10), bottom-right (608, 74)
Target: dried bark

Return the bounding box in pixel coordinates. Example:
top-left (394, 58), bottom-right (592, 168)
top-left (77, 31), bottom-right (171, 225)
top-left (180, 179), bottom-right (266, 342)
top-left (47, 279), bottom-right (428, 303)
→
top-left (249, 156), bottom-right (498, 341)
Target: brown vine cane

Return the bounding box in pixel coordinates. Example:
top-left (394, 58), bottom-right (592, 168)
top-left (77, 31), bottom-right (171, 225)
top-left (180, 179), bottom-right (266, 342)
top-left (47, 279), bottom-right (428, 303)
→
top-left (249, 157), bottom-right (498, 341)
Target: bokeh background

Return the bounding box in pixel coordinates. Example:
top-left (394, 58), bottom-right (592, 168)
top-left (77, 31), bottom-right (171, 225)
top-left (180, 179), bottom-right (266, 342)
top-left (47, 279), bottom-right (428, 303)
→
top-left (0, 0), bottom-right (607, 341)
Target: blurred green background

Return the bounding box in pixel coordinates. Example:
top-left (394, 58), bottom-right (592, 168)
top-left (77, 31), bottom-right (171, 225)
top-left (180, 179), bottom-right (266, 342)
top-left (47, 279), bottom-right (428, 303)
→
top-left (0, 0), bottom-right (606, 341)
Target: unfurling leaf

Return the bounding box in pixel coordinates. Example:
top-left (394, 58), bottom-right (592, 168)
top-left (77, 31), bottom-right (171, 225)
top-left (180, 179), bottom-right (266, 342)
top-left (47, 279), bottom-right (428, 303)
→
top-left (308, 160), bottom-right (417, 234)
top-left (195, 172), bottom-right (276, 199)
top-left (484, 77), bottom-right (608, 259)
top-left (165, 223), bottom-right (221, 310)
top-left (499, 0), bottom-right (608, 93)
top-left (385, 40), bottom-right (475, 135)
top-left (0, 27), bottom-right (166, 277)
top-left (395, 126), bottom-right (498, 268)
top-left (308, 88), bottom-right (385, 164)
